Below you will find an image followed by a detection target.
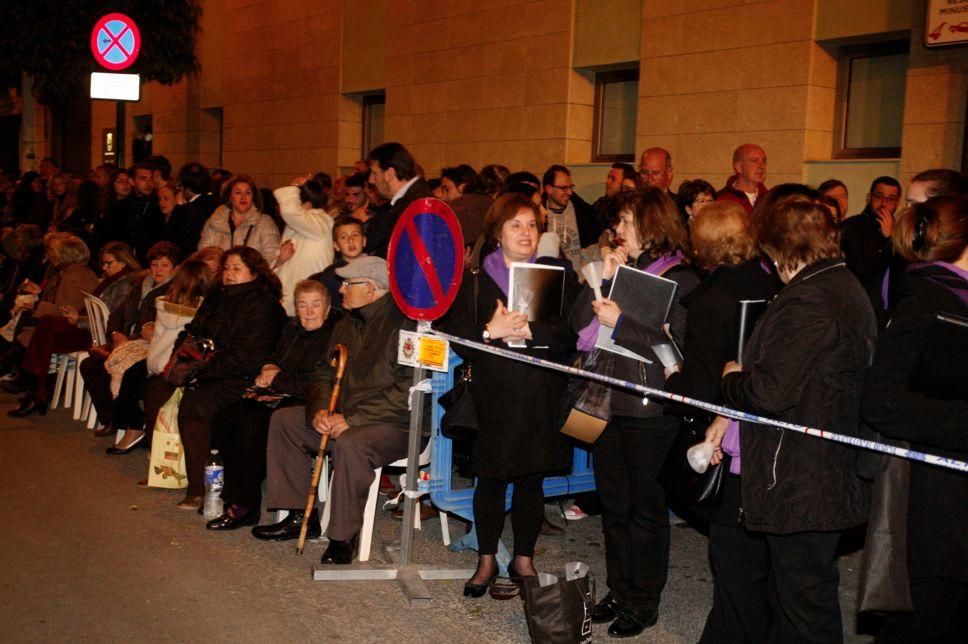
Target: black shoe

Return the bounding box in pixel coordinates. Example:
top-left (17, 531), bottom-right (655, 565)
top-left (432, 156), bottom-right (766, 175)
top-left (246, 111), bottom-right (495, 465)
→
top-left (607, 608), bottom-right (658, 638)
top-left (591, 592), bottom-right (624, 624)
top-left (206, 506), bottom-right (261, 531)
top-left (7, 394), bottom-right (47, 418)
top-left (320, 536), bottom-right (357, 565)
top-left (463, 572), bottom-right (498, 598)
top-left (105, 431), bottom-right (146, 455)
top-left (251, 509), bottom-right (320, 542)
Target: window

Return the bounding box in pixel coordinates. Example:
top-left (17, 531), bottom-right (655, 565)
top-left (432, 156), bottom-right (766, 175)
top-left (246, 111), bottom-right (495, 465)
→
top-left (593, 69), bottom-right (638, 162)
top-left (362, 93), bottom-right (385, 158)
top-left (834, 42), bottom-right (908, 159)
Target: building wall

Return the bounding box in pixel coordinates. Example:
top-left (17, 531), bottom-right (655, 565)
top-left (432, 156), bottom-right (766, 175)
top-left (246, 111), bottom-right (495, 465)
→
top-left (79, 0), bottom-right (968, 201)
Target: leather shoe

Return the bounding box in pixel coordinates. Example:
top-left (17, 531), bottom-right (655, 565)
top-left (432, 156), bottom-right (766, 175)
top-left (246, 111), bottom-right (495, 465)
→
top-left (319, 536), bottom-right (357, 565)
top-left (105, 431), bottom-right (145, 454)
top-left (206, 506), bottom-right (260, 531)
top-left (94, 425), bottom-right (116, 437)
top-left (251, 509), bottom-right (321, 542)
top-left (591, 593), bottom-right (624, 624)
top-left (7, 395), bottom-right (47, 418)
top-left (391, 502), bottom-right (436, 521)
top-left (176, 495), bottom-right (204, 511)
top-left (607, 607), bottom-right (658, 638)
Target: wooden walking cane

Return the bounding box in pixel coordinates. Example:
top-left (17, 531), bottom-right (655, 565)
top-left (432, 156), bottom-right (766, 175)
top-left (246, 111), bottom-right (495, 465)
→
top-left (296, 343), bottom-right (348, 555)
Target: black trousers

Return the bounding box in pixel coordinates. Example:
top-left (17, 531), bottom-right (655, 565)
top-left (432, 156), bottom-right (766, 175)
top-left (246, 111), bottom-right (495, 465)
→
top-left (593, 414), bottom-right (678, 613)
top-left (80, 354), bottom-right (112, 426)
top-left (701, 520), bottom-right (843, 644)
top-left (473, 472), bottom-right (545, 558)
top-left (112, 360), bottom-right (148, 432)
top-left (878, 578), bottom-right (968, 642)
top-left (211, 399), bottom-right (276, 511)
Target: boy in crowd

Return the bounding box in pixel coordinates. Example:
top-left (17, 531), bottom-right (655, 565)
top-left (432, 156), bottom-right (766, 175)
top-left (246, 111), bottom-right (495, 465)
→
top-left (310, 216), bottom-right (367, 310)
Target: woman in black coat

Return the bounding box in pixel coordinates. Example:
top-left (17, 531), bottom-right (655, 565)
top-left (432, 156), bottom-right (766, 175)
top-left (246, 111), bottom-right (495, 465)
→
top-left (173, 246), bottom-right (286, 510)
top-left (442, 193), bottom-right (578, 598)
top-left (718, 196), bottom-right (876, 642)
top-left (570, 186), bottom-right (700, 637)
top-left (861, 196), bottom-right (968, 642)
top-left (205, 280), bottom-right (338, 530)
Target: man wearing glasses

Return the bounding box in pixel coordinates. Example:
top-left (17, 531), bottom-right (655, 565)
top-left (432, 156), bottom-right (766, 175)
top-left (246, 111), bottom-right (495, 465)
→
top-left (841, 176), bottom-right (902, 304)
top-left (541, 164), bottom-right (603, 272)
top-left (254, 256), bottom-right (423, 566)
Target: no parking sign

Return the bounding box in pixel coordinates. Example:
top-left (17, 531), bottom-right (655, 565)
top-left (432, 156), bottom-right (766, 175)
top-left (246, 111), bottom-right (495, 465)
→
top-left (387, 198), bottom-right (464, 321)
top-left (90, 13), bottom-right (141, 71)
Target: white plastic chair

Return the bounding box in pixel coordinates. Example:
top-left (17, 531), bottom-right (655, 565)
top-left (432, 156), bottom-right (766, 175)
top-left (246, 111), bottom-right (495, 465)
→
top-left (50, 293), bottom-right (110, 414)
top-left (318, 438), bottom-right (441, 563)
top-left (74, 293), bottom-right (110, 428)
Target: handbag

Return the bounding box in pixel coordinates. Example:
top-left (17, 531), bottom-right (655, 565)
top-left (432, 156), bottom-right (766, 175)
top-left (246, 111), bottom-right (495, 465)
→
top-left (660, 416), bottom-right (727, 508)
top-left (520, 562), bottom-right (595, 644)
top-left (559, 349), bottom-right (615, 444)
top-left (162, 334), bottom-right (217, 387)
top-left (147, 388), bottom-right (188, 489)
top-left (440, 269), bottom-right (481, 441)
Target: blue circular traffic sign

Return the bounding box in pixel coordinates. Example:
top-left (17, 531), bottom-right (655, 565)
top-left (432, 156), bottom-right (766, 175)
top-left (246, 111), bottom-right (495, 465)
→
top-left (387, 198), bottom-right (464, 320)
top-left (91, 13), bottom-right (141, 71)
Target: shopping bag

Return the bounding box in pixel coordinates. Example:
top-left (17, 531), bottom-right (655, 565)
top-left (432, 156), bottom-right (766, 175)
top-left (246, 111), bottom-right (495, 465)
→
top-left (520, 561), bottom-right (595, 644)
top-left (147, 388), bottom-right (188, 489)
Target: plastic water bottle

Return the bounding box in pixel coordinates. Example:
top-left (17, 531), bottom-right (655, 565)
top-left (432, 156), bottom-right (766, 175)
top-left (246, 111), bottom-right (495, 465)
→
top-left (203, 450), bottom-right (224, 520)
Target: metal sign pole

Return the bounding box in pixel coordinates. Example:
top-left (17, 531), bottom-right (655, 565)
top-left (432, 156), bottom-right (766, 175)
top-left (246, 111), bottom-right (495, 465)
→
top-left (115, 100), bottom-right (125, 168)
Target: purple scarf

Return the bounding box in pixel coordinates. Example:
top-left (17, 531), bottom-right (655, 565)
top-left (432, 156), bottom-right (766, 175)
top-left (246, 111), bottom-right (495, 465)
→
top-left (930, 261), bottom-right (968, 307)
top-left (722, 420), bottom-right (742, 474)
top-left (577, 252), bottom-right (684, 351)
top-left (482, 248), bottom-right (540, 297)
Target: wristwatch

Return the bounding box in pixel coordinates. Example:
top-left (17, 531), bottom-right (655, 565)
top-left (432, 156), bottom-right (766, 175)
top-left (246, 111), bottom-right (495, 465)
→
top-left (482, 325), bottom-right (492, 343)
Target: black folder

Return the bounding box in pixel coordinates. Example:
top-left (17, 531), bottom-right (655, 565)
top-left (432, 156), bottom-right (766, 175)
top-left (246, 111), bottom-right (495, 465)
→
top-left (911, 312), bottom-right (968, 401)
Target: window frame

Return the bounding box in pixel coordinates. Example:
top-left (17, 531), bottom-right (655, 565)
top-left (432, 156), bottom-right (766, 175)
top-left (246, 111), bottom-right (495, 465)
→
top-left (592, 68), bottom-right (639, 163)
top-left (361, 93), bottom-right (386, 159)
top-left (832, 41), bottom-right (909, 160)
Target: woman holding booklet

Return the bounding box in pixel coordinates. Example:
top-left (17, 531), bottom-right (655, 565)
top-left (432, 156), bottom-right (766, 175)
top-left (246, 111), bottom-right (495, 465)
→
top-left (569, 186), bottom-right (699, 638)
top-left (862, 196), bottom-right (968, 641)
top-left (441, 192), bottom-right (578, 600)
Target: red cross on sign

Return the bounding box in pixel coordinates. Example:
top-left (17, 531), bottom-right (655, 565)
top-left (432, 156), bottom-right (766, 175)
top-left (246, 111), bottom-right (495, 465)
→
top-left (91, 13), bottom-right (141, 71)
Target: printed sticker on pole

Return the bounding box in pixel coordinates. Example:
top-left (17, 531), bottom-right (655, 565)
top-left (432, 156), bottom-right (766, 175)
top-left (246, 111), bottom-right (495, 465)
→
top-left (397, 330), bottom-right (450, 372)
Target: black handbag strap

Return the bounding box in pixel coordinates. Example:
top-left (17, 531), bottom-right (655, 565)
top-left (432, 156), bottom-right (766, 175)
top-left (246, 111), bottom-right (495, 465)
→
top-left (471, 267), bottom-right (480, 326)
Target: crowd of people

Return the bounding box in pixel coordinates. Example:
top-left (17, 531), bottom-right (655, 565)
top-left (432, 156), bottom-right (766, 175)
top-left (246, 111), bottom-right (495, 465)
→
top-left (1, 141), bottom-right (965, 642)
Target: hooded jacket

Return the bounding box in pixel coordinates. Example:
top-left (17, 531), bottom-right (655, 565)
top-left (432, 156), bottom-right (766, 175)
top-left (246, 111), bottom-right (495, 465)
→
top-left (198, 205), bottom-right (281, 265)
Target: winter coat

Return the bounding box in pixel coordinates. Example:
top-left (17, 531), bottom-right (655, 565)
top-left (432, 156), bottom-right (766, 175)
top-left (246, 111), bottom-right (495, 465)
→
top-left (721, 258), bottom-right (876, 534)
top-left (147, 297), bottom-right (198, 375)
top-left (34, 263), bottom-right (99, 319)
top-left (198, 205), bottom-right (281, 265)
top-left (164, 193), bottom-right (219, 259)
top-left (272, 186), bottom-right (335, 316)
top-left (263, 313), bottom-right (338, 399)
top-left (106, 272), bottom-right (169, 338)
top-left (665, 259), bottom-right (780, 413)
top-left (862, 265), bottom-right (968, 582)
top-left (181, 279), bottom-right (286, 383)
top-left (306, 295), bottom-right (419, 432)
top-left (95, 269), bottom-right (138, 315)
top-left (716, 176), bottom-right (768, 214)
top-left (441, 262), bottom-right (579, 480)
top-left (570, 253), bottom-right (700, 419)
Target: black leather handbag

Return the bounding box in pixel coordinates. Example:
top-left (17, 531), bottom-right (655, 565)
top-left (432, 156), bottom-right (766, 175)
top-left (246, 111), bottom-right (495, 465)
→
top-left (439, 269), bottom-right (480, 442)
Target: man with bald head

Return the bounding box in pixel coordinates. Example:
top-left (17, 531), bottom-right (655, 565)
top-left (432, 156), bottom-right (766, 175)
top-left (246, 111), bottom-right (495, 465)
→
top-left (717, 144), bottom-right (768, 213)
top-left (639, 147), bottom-right (676, 200)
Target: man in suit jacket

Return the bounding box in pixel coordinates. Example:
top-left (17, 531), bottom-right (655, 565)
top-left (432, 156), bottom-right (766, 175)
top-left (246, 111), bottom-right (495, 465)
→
top-left (165, 162), bottom-right (219, 258)
top-left (363, 142), bottom-right (430, 258)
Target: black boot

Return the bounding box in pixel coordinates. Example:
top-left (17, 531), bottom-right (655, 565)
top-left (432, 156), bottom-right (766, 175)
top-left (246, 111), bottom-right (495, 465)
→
top-left (320, 535), bottom-right (357, 565)
top-left (251, 508), bottom-right (320, 542)
top-left (7, 393), bottom-right (47, 418)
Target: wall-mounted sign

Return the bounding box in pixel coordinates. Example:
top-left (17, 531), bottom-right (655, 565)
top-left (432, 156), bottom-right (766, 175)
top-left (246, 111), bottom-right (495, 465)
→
top-left (926, 0), bottom-right (968, 48)
top-left (91, 13), bottom-right (141, 70)
top-left (102, 128), bottom-right (116, 164)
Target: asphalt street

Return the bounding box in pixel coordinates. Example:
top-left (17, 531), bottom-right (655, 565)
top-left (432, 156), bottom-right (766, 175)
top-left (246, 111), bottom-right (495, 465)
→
top-left (0, 392), bottom-right (873, 643)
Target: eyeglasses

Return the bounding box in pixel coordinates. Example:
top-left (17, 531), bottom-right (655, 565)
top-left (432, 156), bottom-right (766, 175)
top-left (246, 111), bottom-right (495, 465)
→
top-left (552, 184), bottom-right (575, 192)
top-left (101, 259), bottom-right (120, 267)
top-left (871, 192), bottom-right (899, 203)
top-left (341, 279), bottom-right (369, 288)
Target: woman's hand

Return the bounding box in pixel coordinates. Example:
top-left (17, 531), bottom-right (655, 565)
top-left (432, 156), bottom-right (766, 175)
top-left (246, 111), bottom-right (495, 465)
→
top-left (722, 360), bottom-right (742, 376)
top-left (705, 416), bottom-right (729, 466)
top-left (255, 364), bottom-right (281, 388)
top-left (601, 246), bottom-right (628, 280)
top-left (485, 300), bottom-right (529, 343)
top-left (276, 239), bottom-right (295, 266)
top-left (20, 280), bottom-right (41, 295)
top-left (591, 298), bottom-right (622, 327)
top-left (111, 331), bottom-right (129, 347)
top-left (59, 305), bottom-right (79, 325)
top-left (140, 322), bottom-right (155, 341)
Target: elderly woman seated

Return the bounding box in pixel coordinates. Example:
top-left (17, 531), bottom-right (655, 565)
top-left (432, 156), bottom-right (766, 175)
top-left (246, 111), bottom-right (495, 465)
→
top-left (4, 232), bottom-right (101, 417)
top-left (205, 279), bottom-right (338, 529)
